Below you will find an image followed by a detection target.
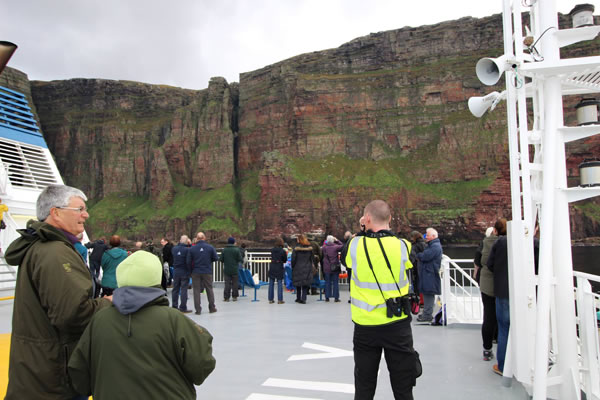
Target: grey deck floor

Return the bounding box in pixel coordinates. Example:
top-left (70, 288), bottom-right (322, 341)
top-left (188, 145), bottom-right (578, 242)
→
top-left (0, 284), bottom-right (530, 399)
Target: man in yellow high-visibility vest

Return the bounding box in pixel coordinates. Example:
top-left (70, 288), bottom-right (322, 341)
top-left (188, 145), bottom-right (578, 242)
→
top-left (343, 200), bottom-right (420, 400)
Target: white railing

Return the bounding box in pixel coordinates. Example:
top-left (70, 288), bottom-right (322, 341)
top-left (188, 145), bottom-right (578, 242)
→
top-left (441, 255), bottom-right (483, 325)
top-left (574, 271), bottom-right (600, 400)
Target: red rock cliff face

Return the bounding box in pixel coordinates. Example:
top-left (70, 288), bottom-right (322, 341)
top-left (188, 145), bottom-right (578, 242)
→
top-left (236, 14), bottom-right (600, 241)
top-left (31, 77), bottom-right (236, 205)
top-left (7, 13), bottom-right (599, 243)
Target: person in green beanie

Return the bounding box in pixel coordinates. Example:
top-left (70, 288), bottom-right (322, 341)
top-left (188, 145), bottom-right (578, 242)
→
top-left (68, 251), bottom-right (216, 399)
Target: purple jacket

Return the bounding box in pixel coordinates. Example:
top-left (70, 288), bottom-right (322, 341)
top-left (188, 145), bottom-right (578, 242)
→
top-left (321, 240), bottom-right (343, 274)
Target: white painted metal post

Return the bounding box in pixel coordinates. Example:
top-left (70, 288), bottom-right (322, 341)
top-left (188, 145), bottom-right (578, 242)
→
top-left (533, 2), bottom-right (580, 399)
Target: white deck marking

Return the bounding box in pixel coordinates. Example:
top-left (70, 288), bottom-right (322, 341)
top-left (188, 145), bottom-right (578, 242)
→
top-left (287, 342), bottom-right (353, 361)
top-left (246, 394), bottom-right (323, 400)
top-left (262, 378), bottom-right (355, 394)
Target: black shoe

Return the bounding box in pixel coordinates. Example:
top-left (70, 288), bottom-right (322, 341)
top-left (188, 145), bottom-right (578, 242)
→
top-left (232, 297), bottom-right (237, 302)
top-left (295, 299), bottom-right (300, 303)
top-left (334, 299), bottom-right (341, 302)
top-left (325, 299), bottom-right (330, 302)
top-left (269, 300), bottom-right (274, 304)
top-left (180, 309), bottom-right (192, 314)
top-left (483, 350), bottom-right (494, 361)
top-left (223, 298), bottom-right (230, 302)
top-left (195, 311), bottom-right (201, 315)
top-left (416, 315), bottom-right (432, 322)
top-left (209, 309), bottom-right (217, 313)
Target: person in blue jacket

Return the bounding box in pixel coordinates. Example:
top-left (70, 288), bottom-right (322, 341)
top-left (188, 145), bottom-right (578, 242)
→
top-left (416, 227), bottom-right (443, 322)
top-left (171, 235), bottom-right (192, 313)
top-left (186, 232), bottom-right (218, 315)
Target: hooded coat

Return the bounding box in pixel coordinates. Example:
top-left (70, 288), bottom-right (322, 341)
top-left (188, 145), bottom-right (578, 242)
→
top-left (4, 220), bottom-right (110, 400)
top-left (68, 286), bottom-right (216, 399)
top-left (291, 246), bottom-right (315, 286)
top-left (417, 238), bottom-right (443, 295)
top-left (100, 247), bottom-right (128, 289)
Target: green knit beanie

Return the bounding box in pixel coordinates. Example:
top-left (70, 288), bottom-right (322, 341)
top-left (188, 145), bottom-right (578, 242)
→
top-left (116, 250), bottom-right (162, 287)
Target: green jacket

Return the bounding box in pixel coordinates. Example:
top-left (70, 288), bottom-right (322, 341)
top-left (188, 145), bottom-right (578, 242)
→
top-left (4, 220), bottom-right (111, 400)
top-left (220, 244), bottom-right (242, 275)
top-left (68, 287), bottom-right (216, 399)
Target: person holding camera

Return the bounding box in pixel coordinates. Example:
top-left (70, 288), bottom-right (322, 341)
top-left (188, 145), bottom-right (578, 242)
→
top-left (343, 200), bottom-right (420, 400)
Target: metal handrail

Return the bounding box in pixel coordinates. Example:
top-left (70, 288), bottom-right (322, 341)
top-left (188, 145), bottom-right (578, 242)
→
top-left (441, 255), bottom-right (483, 325)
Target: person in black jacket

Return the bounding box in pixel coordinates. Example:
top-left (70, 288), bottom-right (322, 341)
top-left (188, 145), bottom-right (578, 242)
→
top-left (85, 238), bottom-right (108, 278)
top-left (161, 237), bottom-right (174, 286)
top-left (292, 235), bottom-right (315, 304)
top-left (487, 220), bottom-right (508, 376)
top-left (269, 237), bottom-right (287, 304)
top-left (408, 231), bottom-right (426, 299)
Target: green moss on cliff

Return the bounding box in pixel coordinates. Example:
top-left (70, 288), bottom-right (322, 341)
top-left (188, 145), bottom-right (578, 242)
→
top-left (574, 202), bottom-right (600, 221)
top-left (87, 179), bottom-right (261, 238)
top-left (284, 154), bottom-right (495, 208)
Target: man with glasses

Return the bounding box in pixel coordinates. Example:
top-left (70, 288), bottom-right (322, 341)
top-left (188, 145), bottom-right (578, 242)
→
top-left (4, 184), bottom-right (112, 400)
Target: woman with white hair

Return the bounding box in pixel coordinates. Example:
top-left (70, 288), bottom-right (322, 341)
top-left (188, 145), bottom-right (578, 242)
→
top-left (321, 235), bottom-right (344, 302)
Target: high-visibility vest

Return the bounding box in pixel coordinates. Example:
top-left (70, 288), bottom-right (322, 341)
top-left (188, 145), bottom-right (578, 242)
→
top-left (346, 234), bottom-right (413, 326)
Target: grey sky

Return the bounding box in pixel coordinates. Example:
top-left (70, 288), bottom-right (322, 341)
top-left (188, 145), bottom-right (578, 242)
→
top-left (2, 0), bottom-right (581, 90)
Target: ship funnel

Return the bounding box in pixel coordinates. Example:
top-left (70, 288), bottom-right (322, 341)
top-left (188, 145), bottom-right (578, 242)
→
top-left (0, 41), bottom-right (18, 75)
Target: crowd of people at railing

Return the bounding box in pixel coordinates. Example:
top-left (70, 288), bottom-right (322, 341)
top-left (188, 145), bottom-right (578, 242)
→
top-left (5, 183), bottom-right (509, 400)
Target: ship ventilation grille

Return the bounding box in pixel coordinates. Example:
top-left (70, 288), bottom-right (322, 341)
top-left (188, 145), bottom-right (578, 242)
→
top-left (0, 138), bottom-right (59, 189)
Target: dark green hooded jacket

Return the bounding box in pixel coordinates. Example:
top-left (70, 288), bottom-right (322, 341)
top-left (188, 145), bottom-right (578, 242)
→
top-left (4, 220), bottom-right (111, 400)
top-left (219, 244), bottom-right (242, 275)
top-left (68, 286), bottom-right (216, 399)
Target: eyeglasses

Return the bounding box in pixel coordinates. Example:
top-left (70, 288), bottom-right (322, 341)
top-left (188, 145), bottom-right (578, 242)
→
top-left (57, 206), bottom-right (88, 213)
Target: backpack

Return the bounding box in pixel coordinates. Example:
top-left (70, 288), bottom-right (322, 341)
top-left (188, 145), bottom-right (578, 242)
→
top-left (432, 304), bottom-right (447, 326)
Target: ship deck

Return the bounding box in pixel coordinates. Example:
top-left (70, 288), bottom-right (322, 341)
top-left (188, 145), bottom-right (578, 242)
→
top-left (0, 283), bottom-right (529, 399)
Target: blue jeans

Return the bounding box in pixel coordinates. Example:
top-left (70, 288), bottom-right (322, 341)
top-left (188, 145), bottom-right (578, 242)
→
top-left (324, 272), bottom-right (340, 300)
top-left (495, 297), bottom-right (510, 371)
top-left (268, 278), bottom-right (283, 301)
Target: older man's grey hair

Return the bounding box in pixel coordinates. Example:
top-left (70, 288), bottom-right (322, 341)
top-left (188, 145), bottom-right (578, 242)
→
top-left (326, 235), bottom-right (335, 244)
top-left (36, 184), bottom-right (87, 221)
top-left (426, 227), bottom-right (439, 239)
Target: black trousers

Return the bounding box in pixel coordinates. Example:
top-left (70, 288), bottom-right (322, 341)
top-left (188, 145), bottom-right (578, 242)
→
top-left (481, 292), bottom-right (497, 350)
top-left (223, 273), bottom-right (239, 299)
top-left (295, 286), bottom-right (308, 302)
top-left (353, 319), bottom-right (417, 400)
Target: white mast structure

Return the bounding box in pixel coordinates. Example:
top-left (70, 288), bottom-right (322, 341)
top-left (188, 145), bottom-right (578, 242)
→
top-left (469, 1), bottom-right (600, 399)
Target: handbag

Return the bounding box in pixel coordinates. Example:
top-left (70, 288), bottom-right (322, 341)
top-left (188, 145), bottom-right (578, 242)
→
top-left (329, 252), bottom-right (341, 273)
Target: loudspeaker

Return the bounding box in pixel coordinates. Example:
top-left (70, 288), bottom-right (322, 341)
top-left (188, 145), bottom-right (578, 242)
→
top-left (476, 55), bottom-right (510, 86)
top-left (0, 42), bottom-right (17, 76)
top-left (468, 91), bottom-right (501, 118)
